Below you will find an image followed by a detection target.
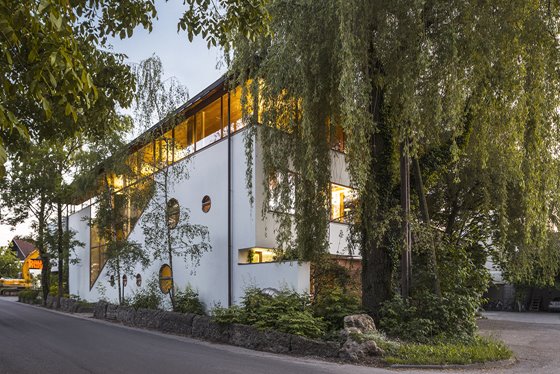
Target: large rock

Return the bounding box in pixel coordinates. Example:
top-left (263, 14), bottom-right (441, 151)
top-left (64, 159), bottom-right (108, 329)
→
top-left (192, 315), bottom-right (229, 343)
top-left (106, 304), bottom-right (119, 320)
top-left (339, 338), bottom-right (383, 361)
top-left (343, 314), bottom-right (376, 334)
top-left (93, 302), bottom-right (108, 319)
top-left (116, 306), bottom-right (136, 325)
top-left (229, 324), bottom-right (290, 353)
top-left (290, 335), bottom-right (340, 358)
top-left (159, 311), bottom-right (195, 336)
top-left (134, 308), bottom-right (163, 330)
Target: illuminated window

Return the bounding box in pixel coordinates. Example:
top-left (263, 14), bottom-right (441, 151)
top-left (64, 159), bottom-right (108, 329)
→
top-left (202, 195), bottom-right (211, 213)
top-left (167, 198), bottom-right (180, 228)
top-left (229, 87), bottom-right (245, 132)
top-left (155, 129), bottom-right (174, 167)
top-left (195, 97), bottom-right (222, 150)
top-left (174, 116), bottom-right (195, 161)
top-left (238, 248), bottom-right (277, 264)
top-left (329, 124), bottom-right (345, 152)
top-left (330, 183), bottom-right (358, 223)
top-left (268, 172), bottom-right (295, 214)
top-left (138, 142), bottom-right (156, 177)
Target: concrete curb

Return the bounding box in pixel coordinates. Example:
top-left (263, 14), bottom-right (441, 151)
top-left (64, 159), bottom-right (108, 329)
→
top-left (389, 356), bottom-right (516, 370)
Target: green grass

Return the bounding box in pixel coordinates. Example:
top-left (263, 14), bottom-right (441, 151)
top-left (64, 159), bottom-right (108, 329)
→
top-left (382, 335), bottom-right (512, 366)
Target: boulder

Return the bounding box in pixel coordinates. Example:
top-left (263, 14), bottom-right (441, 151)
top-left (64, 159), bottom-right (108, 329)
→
top-left (192, 315), bottom-right (229, 343)
top-left (290, 335), bottom-right (340, 358)
top-left (106, 304), bottom-right (119, 320)
top-left (343, 314), bottom-right (376, 334)
top-left (159, 311), bottom-right (195, 336)
top-left (229, 324), bottom-right (290, 353)
top-left (134, 308), bottom-right (163, 330)
top-left (93, 302), bottom-right (108, 319)
top-left (339, 338), bottom-right (383, 361)
top-left (75, 303), bottom-right (95, 314)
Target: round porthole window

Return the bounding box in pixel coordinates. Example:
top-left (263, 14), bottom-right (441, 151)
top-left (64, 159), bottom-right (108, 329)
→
top-left (202, 195), bottom-right (211, 213)
top-left (167, 198), bottom-right (180, 228)
top-left (136, 274), bottom-right (142, 287)
top-left (122, 274), bottom-right (127, 287)
top-left (159, 264), bottom-right (172, 294)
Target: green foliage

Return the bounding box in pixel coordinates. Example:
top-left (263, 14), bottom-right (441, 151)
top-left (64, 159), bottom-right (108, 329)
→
top-left (0, 246), bottom-right (20, 278)
top-left (312, 287), bottom-right (361, 331)
top-left (383, 336), bottom-right (512, 366)
top-left (0, 0), bottom-right (157, 174)
top-left (128, 278), bottom-right (162, 310)
top-left (174, 286), bottom-right (205, 315)
top-left (212, 288), bottom-right (327, 339)
top-left (380, 232), bottom-right (488, 343)
top-left (18, 289), bottom-right (40, 304)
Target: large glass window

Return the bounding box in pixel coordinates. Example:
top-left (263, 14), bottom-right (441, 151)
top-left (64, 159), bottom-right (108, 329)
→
top-left (330, 183), bottom-right (357, 223)
top-left (229, 87), bottom-right (245, 132)
top-left (174, 116), bottom-right (195, 161)
top-left (155, 129), bottom-right (174, 168)
top-left (138, 142), bottom-right (156, 177)
top-left (195, 97), bottom-right (222, 150)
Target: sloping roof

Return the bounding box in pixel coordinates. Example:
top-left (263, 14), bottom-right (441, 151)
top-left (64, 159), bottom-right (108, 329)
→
top-left (12, 239), bottom-right (36, 261)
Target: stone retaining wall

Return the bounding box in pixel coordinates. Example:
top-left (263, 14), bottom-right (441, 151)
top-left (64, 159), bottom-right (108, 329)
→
top-left (93, 301), bottom-right (341, 358)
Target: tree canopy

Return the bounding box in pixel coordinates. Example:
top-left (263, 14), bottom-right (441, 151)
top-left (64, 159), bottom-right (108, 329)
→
top-left (180, 0), bottom-right (560, 311)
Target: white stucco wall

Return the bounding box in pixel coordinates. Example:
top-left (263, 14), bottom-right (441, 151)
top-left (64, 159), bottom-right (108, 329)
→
top-left (68, 127), bottom-right (354, 308)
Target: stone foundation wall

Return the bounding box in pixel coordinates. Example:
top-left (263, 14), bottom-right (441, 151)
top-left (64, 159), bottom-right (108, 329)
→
top-left (93, 301), bottom-right (341, 358)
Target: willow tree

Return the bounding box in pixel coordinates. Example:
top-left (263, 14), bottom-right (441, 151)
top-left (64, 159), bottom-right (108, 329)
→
top-left (182, 0), bottom-right (560, 315)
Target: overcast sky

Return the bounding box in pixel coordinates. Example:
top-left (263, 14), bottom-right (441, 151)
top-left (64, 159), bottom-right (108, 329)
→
top-left (0, 1), bottom-right (225, 247)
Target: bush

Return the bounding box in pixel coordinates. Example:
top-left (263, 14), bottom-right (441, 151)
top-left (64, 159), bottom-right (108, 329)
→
top-left (18, 289), bottom-right (40, 303)
top-left (212, 287), bottom-right (327, 339)
top-left (129, 279), bottom-right (162, 310)
top-left (379, 228), bottom-right (489, 343)
top-left (312, 286), bottom-right (362, 331)
top-left (174, 286), bottom-right (205, 315)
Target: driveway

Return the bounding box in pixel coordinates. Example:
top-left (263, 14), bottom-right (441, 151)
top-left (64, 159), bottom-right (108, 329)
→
top-left (476, 312), bottom-right (560, 373)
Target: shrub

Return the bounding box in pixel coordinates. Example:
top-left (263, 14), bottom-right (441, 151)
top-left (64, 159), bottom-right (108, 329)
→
top-left (18, 289), bottom-right (40, 303)
top-left (129, 279), bottom-right (162, 310)
top-left (312, 286), bottom-right (362, 331)
top-left (174, 286), bottom-right (205, 315)
top-left (212, 287), bottom-right (327, 339)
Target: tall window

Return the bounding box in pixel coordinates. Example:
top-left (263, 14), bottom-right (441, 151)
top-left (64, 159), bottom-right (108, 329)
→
top-left (330, 183), bottom-right (357, 223)
top-left (174, 116), bottom-right (195, 161)
top-left (195, 97), bottom-right (222, 150)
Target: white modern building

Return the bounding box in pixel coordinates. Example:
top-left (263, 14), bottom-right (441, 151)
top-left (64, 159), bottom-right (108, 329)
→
top-left (68, 77), bottom-right (358, 308)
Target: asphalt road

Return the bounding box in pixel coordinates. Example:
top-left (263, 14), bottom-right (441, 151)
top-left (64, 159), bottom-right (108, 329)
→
top-left (3, 298), bottom-right (559, 374)
top-left (0, 297), bottom-right (388, 374)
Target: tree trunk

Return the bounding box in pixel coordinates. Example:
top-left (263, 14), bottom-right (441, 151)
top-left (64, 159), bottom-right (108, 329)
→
top-left (56, 202), bottom-right (64, 308)
top-left (400, 141), bottom-right (411, 299)
top-left (361, 77), bottom-right (397, 318)
top-left (412, 157), bottom-right (441, 297)
top-left (38, 194), bottom-right (50, 306)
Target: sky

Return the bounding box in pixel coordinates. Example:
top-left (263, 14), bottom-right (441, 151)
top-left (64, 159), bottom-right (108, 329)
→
top-left (0, 1), bottom-right (225, 247)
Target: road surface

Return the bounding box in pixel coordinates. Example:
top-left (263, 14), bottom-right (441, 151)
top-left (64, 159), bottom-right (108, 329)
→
top-left (2, 298), bottom-right (559, 374)
top-left (0, 297), bottom-right (388, 374)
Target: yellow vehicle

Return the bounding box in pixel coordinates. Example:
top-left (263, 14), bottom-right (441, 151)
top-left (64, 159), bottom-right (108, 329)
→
top-left (0, 249), bottom-right (42, 296)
